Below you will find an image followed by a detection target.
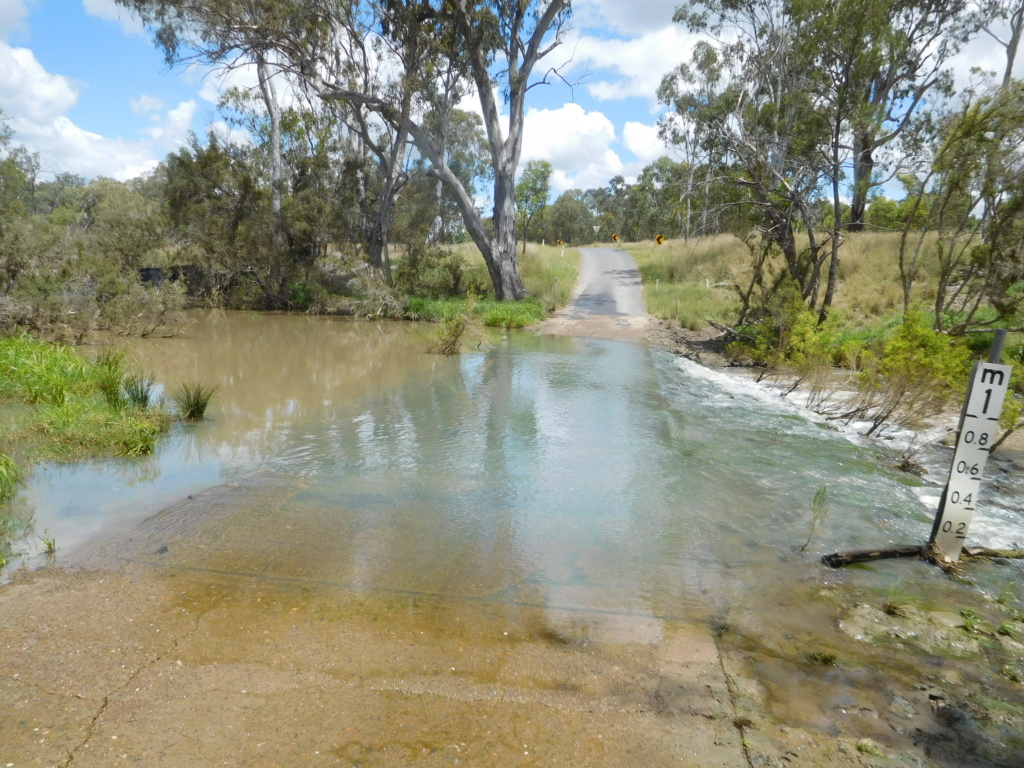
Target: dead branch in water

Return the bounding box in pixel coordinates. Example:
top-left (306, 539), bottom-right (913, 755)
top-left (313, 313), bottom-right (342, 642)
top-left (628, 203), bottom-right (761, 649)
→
top-left (821, 543), bottom-right (1024, 573)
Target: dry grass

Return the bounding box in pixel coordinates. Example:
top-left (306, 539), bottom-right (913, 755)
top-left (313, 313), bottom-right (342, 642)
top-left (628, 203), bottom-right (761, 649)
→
top-left (450, 241), bottom-right (581, 311)
top-left (622, 231), bottom-right (948, 329)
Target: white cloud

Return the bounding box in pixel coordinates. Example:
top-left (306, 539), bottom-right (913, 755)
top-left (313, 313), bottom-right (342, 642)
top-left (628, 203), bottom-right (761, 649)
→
top-left (520, 103), bottom-right (626, 192)
top-left (622, 121), bottom-right (667, 164)
top-left (566, 26), bottom-right (699, 106)
top-left (139, 99), bottom-right (196, 151)
top-left (82, 0), bottom-right (144, 37)
top-left (19, 116), bottom-right (159, 179)
top-left (1, 40), bottom-right (194, 179)
top-left (947, 19), bottom-right (1024, 91)
top-left (130, 94), bottom-right (164, 115)
top-left (0, 0), bottom-right (33, 41)
top-left (573, 0), bottom-right (679, 36)
top-left (0, 43), bottom-right (78, 123)
top-left (210, 119), bottom-right (253, 147)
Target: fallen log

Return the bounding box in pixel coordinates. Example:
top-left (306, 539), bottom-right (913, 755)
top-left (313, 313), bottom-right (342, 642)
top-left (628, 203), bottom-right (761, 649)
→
top-left (821, 545), bottom-right (923, 567)
top-left (962, 547), bottom-right (1024, 560)
top-left (822, 544), bottom-right (1024, 569)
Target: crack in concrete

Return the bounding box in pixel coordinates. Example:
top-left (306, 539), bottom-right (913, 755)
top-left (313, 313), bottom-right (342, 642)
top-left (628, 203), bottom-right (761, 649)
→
top-left (711, 633), bottom-right (755, 768)
top-left (59, 588), bottom-right (237, 767)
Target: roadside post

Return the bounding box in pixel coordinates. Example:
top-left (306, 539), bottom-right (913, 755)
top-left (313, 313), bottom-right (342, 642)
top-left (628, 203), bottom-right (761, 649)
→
top-left (929, 330), bottom-right (1012, 562)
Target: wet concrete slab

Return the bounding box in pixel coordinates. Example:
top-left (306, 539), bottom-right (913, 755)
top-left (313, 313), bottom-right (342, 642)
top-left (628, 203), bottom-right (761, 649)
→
top-left (0, 564), bottom-right (748, 767)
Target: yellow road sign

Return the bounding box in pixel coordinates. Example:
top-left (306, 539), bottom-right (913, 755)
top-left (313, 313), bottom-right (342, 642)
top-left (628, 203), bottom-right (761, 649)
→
top-left (655, 234), bottom-right (665, 245)
top-left (611, 233), bottom-right (620, 242)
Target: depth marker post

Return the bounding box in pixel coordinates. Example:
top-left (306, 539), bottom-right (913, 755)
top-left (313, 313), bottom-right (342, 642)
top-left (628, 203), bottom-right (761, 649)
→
top-left (929, 330), bottom-right (1012, 563)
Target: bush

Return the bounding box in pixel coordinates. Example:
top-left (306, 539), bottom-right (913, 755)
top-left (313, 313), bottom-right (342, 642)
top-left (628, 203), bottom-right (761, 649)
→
top-left (852, 312), bottom-right (972, 434)
top-left (395, 242), bottom-right (465, 298)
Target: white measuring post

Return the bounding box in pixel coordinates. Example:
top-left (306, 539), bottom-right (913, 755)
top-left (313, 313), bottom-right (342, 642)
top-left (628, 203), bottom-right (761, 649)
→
top-left (929, 330), bottom-right (1012, 562)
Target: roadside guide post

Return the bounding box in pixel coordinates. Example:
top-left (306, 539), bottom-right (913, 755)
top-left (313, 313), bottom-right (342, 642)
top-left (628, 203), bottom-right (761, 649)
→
top-left (929, 330), bottom-right (1012, 562)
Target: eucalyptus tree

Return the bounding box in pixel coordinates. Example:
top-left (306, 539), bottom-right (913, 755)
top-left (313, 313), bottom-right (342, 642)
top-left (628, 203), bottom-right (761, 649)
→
top-left (302, 0), bottom-right (573, 299)
top-left (660, 0), bottom-right (834, 321)
top-left (515, 159), bottom-right (552, 253)
top-left (118, 0), bottom-right (296, 248)
top-left (895, 80), bottom-right (1024, 332)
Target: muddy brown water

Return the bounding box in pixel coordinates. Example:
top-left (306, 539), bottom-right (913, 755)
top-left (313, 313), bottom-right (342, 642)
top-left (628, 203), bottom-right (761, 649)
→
top-left (2, 310), bottom-right (1023, 767)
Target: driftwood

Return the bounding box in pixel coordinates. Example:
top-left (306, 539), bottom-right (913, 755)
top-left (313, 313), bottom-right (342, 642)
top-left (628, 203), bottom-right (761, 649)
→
top-left (821, 545), bottom-right (924, 567)
top-left (822, 543), bottom-right (1024, 570)
top-left (962, 547), bottom-right (1024, 560)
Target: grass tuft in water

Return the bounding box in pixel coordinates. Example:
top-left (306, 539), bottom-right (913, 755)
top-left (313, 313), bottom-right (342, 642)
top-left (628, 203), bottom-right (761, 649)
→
top-left (427, 294), bottom-right (487, 355)
top-left (856, 739), bottom-right (885, 758)
top-left (882, 581), bottom-right (932, 616)
top-left (960, 609), bottom-right (991, 635)
top-left (0, 453), bottom-right (21, 505)
top-left (169, 381), bottom-right (219, 420)
top-left (998, 621), bottom-right (1021, 641)
top-left (122, 373), bottom-right (156, 409)
top-left (800, 485), bottom-right (829, 552)
top-left (39, 528), bottom-right (55, 555)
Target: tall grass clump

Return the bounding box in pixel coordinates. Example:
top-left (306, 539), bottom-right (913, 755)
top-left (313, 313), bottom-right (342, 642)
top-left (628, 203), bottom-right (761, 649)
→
top-left (0, 335), bottom-right (175, 461)
top-left (626, 236), bottom-right (744, 327)
top-left (449, 241), bottom-right (581, 317)
top-left (0, 453), bottom-right (21, 505)
top-left (122, 373), bottom-right (156, 409)
top-left (169, 381), bottom-right (219, 420)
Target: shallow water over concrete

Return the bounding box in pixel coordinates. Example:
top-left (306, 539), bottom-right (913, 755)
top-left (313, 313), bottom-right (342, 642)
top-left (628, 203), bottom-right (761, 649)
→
top-left (3, 311), bottom-right (1024, 766)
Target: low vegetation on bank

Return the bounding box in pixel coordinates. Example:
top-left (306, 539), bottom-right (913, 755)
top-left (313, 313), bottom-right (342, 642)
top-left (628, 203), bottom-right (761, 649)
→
top-left (624, 231), bottom-right (1024, 445)
top-left (0, 334), bottom-right (217, 519)
top-left (403, 242), bottom-right (580, 329)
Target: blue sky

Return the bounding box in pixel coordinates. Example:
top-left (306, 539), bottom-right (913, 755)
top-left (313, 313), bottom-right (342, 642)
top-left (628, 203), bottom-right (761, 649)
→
top-left (2, 0), bottom-right (1018, 196)
top-left (0, 0), bottom-right (693, 193)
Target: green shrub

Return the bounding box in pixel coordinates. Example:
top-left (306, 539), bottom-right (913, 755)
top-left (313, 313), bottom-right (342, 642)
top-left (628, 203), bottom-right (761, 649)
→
top-left (395, 243), bottom-right (465, 298)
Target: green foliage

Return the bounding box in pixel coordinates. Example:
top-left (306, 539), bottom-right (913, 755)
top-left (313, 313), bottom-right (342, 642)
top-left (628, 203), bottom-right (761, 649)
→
top-left (516, 159), bottom-right (552, 249)
top-left (427, 294), bottom-right (486, 355)
top-left (407, 296), bottom-right (546, 329)
top-left (122, 373), bottom-right (156, 409)
top-left (39, 528), bottom-right (55, 555)
top-left (0, 334), bottom-right (174, 461)
top-left (0, 453), bottom-right (20, 505)
top-left (395, 243), bottom-right (465, 298)
top-left (169, 381), bottom-right (219, 421)
top-left (960, 608), bottom-right (991, 635)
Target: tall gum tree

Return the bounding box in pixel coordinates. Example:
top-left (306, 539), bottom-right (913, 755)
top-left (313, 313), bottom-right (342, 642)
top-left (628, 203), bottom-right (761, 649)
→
top-left (305, 0), bottom-right (572, 300)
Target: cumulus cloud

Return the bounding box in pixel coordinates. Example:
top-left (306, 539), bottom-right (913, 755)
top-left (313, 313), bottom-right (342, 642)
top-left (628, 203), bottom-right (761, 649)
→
top-left (0, 44), bottom-right (78, 123)
top-left (565, 26), bottom-right (699, 106)
top-left (519, 103), bottom-right (628, 192)
top-left (82, 0), bottom-right (144, 37)
top-left (23, 116), bottom-right (159, 179)
top-left (622, 121), bottom-right (667, 164)
top-left (139, 99), bottom-right (196, 151)
top-left (0, 0), bottom-right (33, 42)
top-left (210, 119), bottom-right (253, 147)
top-left (1, 38), bottom-right (194, 179)
top-left (573, 0), bottom-right (679, 36)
